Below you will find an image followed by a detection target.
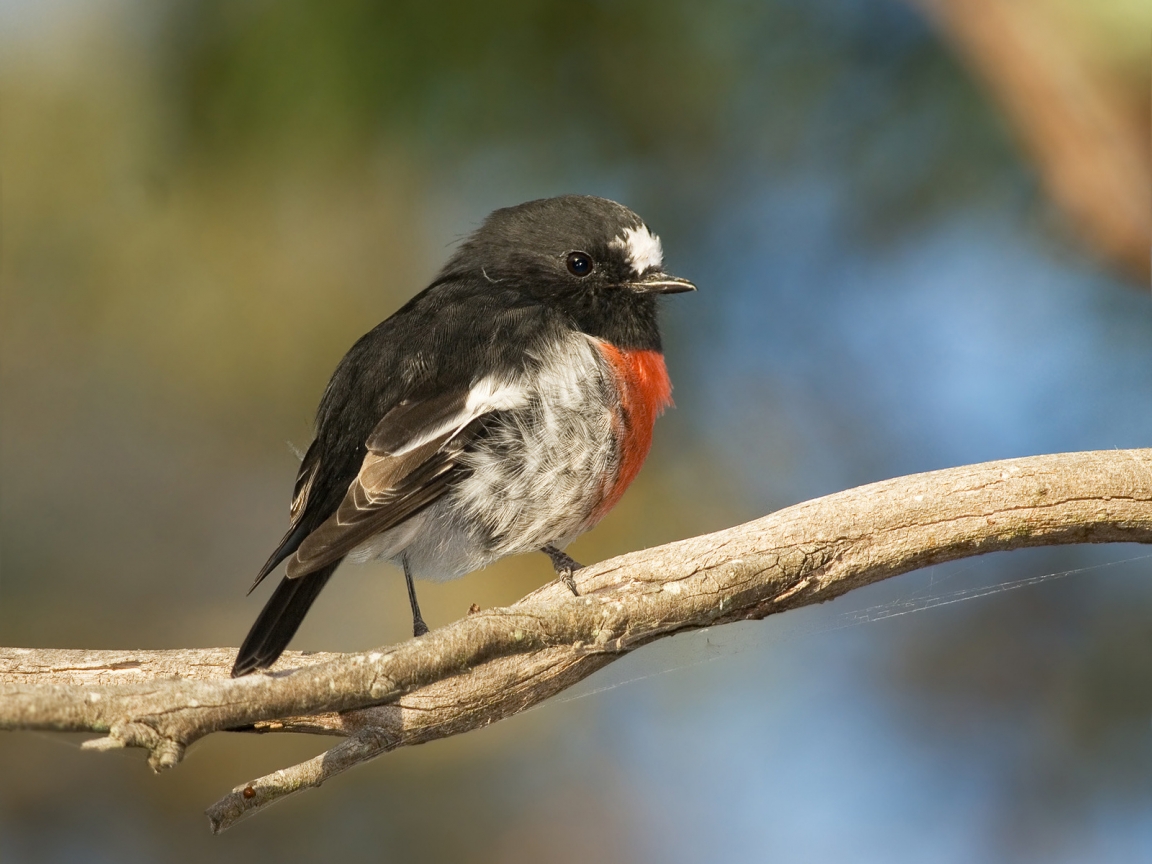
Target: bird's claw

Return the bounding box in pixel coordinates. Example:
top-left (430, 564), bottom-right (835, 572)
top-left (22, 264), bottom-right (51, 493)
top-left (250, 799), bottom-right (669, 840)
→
top-left (543, 545), bottom-right (583, 596)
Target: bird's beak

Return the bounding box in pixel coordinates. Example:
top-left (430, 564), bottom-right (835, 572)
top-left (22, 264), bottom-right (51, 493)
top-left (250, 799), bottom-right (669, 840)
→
top-left (629, 271), bottom-right (697, 295)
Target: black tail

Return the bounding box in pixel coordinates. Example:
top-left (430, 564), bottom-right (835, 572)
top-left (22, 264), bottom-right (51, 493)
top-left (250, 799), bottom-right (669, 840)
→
top-left (231, 562), bottom-right (340, 677)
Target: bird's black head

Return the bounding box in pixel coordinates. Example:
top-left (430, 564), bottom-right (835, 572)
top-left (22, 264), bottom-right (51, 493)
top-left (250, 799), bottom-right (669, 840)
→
top-left (437, 195), bottom-right (695, 350)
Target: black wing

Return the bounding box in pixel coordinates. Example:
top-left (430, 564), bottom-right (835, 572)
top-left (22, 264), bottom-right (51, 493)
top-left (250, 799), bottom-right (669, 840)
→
top-left (246, 438), bottom-right (323, 593)
top-left (231, 390), bottom-right (489, 676)
top-left (233, 278), bottom-right (561, 676)
top-left (285, 393), bottom-right (483, 578)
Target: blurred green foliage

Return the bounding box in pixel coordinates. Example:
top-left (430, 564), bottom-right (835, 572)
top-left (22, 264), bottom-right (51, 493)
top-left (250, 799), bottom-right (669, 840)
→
top-left (173, 0), bottom-right (731, 158)
top-left (167, 0), bottom-right (1019, 228)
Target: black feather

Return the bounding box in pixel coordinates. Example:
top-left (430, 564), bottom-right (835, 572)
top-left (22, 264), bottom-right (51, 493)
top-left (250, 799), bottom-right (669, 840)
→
top-left (231, 563), bottom-right (339, 677)
top-left (247, 439), bottom-right (324, 593)
top-left (247, 519), bottom-right (311, 594)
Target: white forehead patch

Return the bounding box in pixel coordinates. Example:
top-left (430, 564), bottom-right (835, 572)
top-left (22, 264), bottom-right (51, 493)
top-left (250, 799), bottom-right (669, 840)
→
top-left (609, 225), bottom-right (664, 275)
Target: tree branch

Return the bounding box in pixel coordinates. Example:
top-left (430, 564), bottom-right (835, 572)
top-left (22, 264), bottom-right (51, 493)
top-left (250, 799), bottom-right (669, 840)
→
top-left (3, 450), bottom-right (1151, 832)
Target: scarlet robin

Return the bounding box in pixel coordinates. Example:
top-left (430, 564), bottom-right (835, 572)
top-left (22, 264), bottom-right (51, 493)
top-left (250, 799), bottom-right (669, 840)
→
top-left (232, 195), bottom-right (695, 677)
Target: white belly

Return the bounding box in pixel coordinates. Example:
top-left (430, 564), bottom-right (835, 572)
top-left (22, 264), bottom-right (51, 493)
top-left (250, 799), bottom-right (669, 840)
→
top-left (349, 333), bottom-right (620, 582)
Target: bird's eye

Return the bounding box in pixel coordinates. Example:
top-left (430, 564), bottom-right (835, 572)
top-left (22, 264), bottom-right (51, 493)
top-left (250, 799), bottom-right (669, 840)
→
top-left (566, 251), bottom-right (593, 277)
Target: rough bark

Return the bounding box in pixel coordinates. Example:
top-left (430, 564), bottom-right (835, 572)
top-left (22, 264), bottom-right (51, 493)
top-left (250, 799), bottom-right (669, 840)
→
top-left (2, 450), bottom-right (1151, 832)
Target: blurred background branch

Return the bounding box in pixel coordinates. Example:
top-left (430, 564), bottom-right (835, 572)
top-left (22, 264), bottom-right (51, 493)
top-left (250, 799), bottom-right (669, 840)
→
top-left (908, 0), bottom-right (1150, 283)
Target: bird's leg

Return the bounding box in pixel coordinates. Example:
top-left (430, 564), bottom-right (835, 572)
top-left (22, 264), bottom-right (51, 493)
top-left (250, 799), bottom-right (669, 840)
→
top-left (403, 556), bottom-right (429, 637)
top-left (542, 544), bottom-right (583, 596)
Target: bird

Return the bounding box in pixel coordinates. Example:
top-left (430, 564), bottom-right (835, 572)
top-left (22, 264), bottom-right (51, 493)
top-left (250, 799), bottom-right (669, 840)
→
top-left (231, 194), bottom-right (695, 677)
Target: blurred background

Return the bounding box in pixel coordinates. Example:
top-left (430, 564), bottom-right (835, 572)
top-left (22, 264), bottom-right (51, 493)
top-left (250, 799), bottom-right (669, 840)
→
top-left (1, 0), bottom-right (1150, 861)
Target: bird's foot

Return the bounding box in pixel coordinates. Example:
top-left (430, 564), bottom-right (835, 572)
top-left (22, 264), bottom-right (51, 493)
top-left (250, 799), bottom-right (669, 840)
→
top-left (542, 545), bottom-right (583, 596)
top-left (412, 616), bottom-right (429, 638)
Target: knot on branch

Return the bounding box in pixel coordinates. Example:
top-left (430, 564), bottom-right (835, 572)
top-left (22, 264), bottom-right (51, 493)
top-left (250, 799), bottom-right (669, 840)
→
top-left (83, 721), bottom-right (187, 772)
